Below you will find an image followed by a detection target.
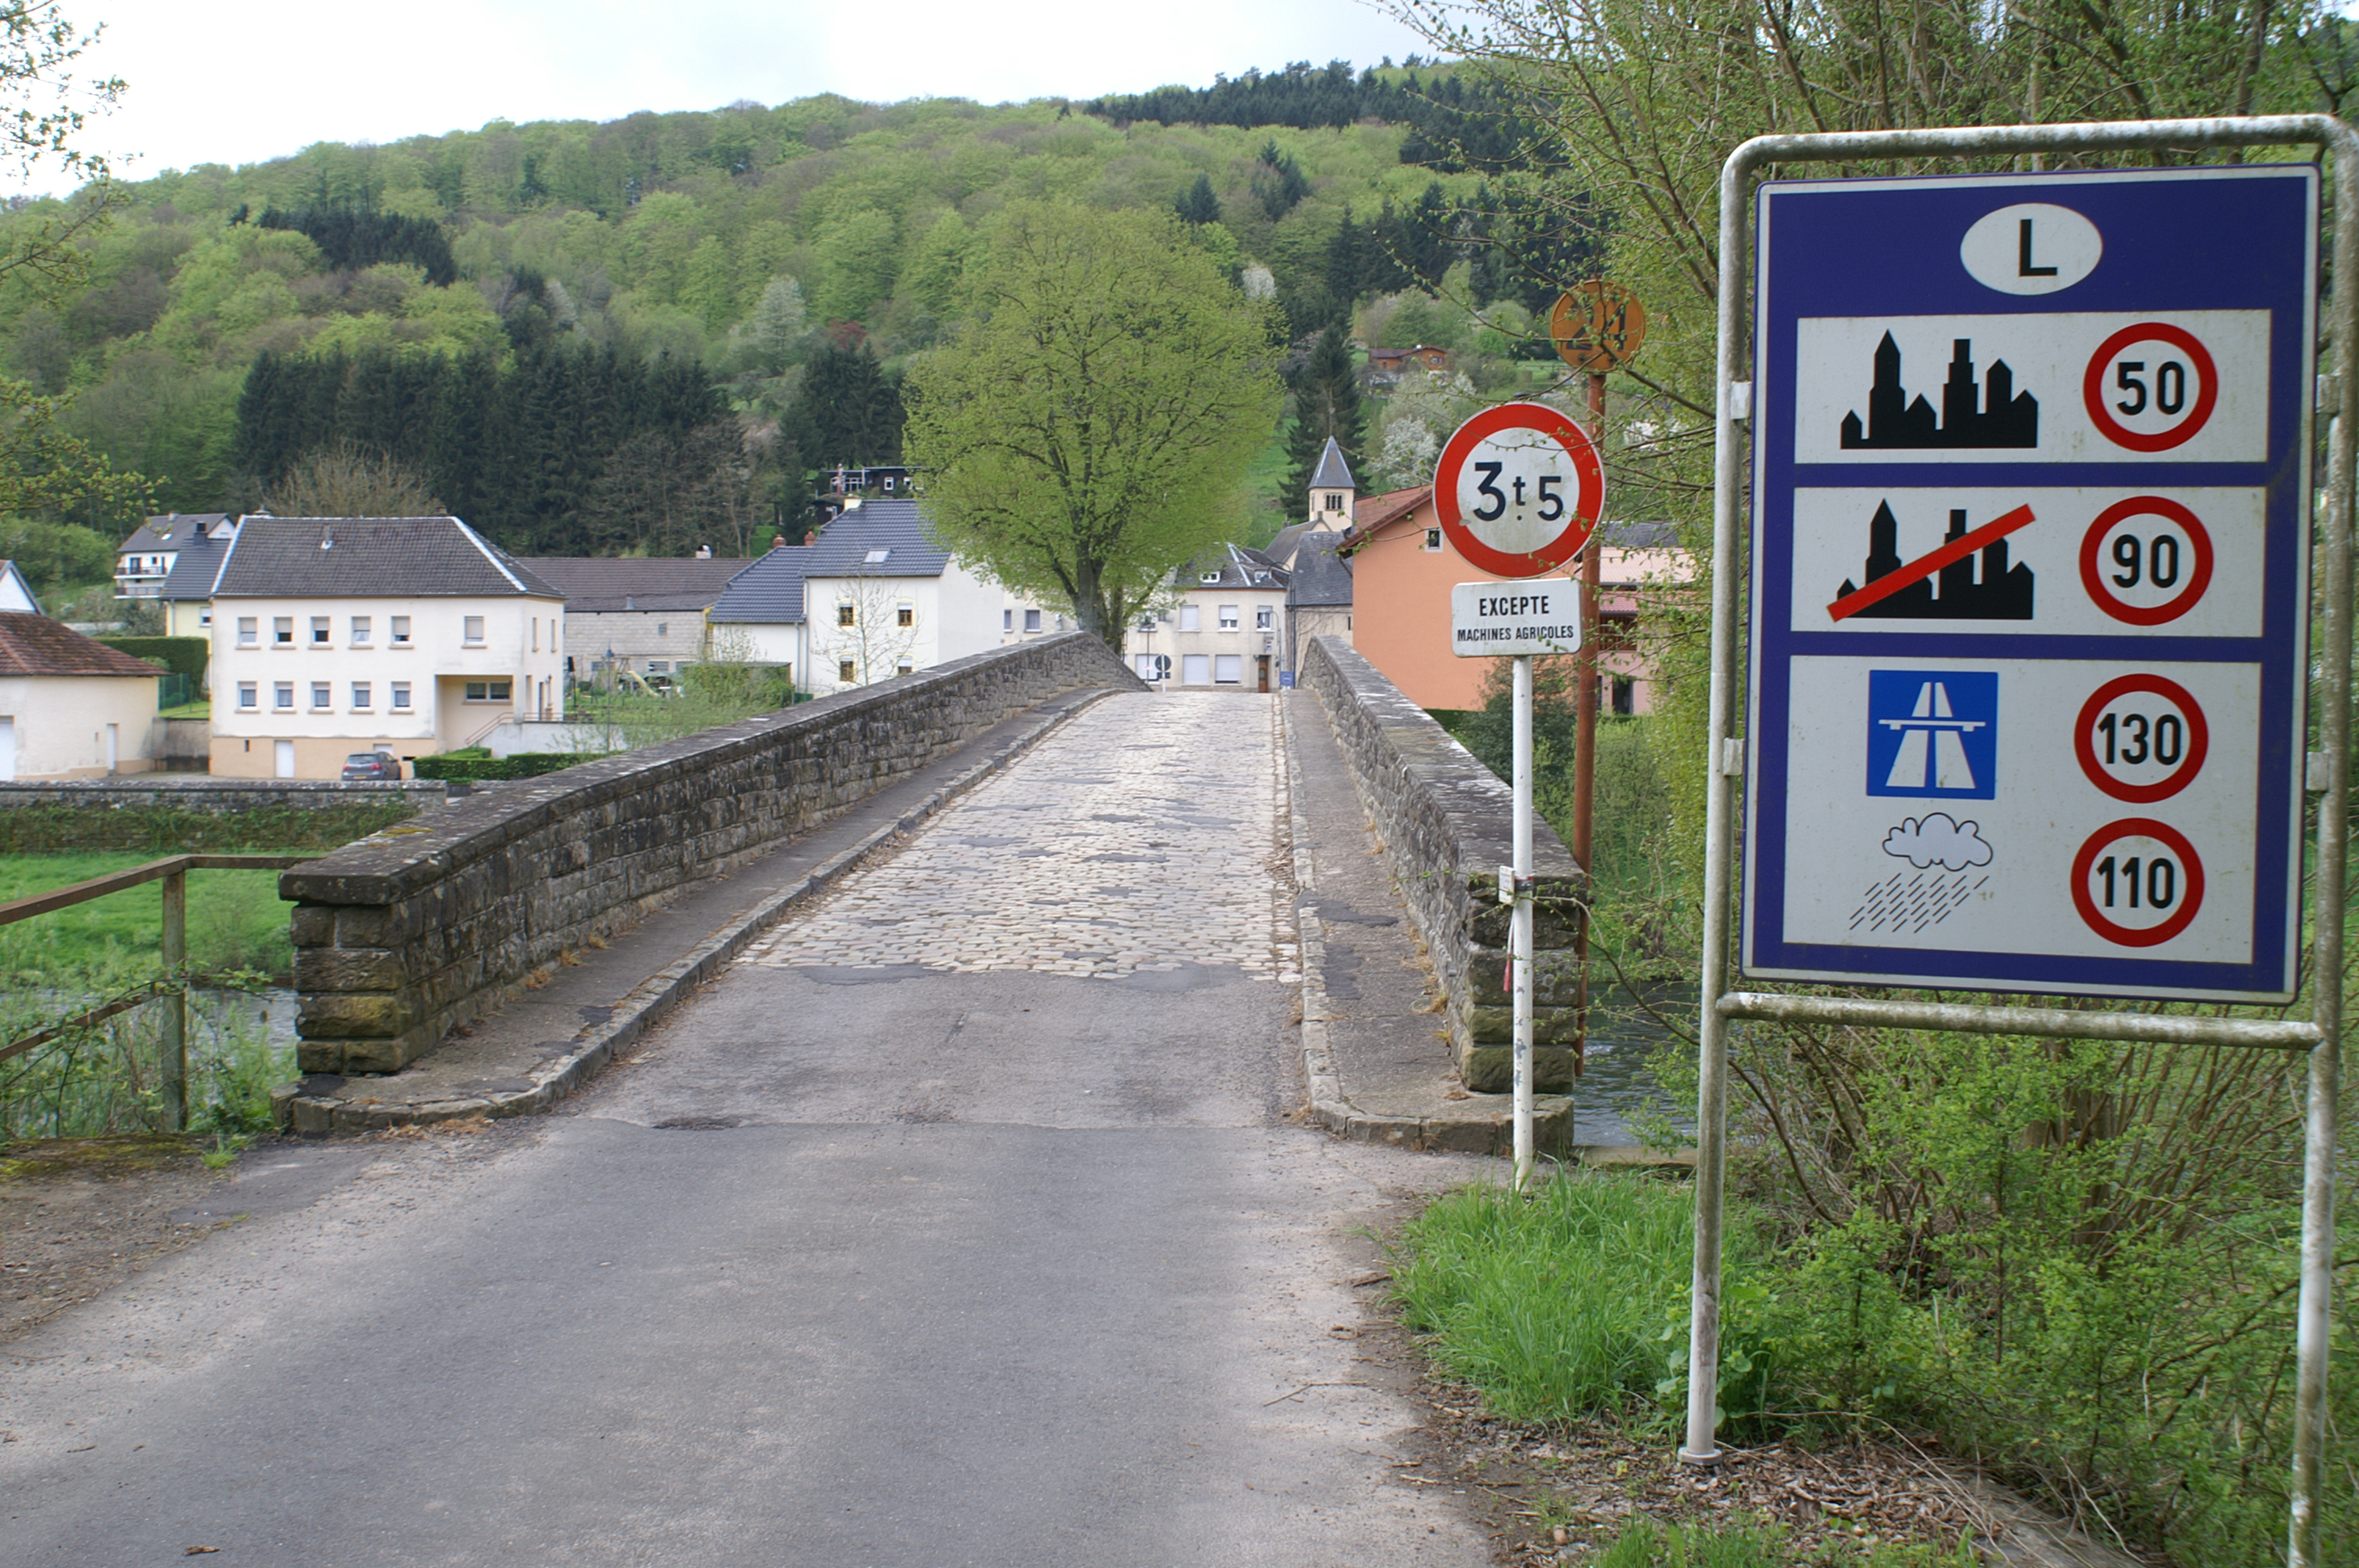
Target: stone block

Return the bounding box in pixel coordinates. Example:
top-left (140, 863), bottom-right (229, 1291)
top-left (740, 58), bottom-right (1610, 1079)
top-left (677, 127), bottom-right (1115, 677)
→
top-left (1464, 946), bottom-right (1588, 1007)
top-left (296, 989), bottom-right (419, 1040)
top-left (1456, 1000), bottom-right (1588, 1045)
top-left (293, 946), bottom-right (409, 993)
top-left (1457, 1041), bottom-right (1585, 1094)
top-left (288, 905), bottom-right (336, 948)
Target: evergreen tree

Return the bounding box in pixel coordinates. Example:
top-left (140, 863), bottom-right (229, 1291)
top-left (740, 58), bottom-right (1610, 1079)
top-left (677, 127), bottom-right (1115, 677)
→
top-left (1283, 324), bottom-right (1364, 505)
top-left (783, 342), bottom-right (904, 477)
top-left (1252, 140), bottom-right (1311, 221)
top-left (1173, 173), bottom-right (1222, 227)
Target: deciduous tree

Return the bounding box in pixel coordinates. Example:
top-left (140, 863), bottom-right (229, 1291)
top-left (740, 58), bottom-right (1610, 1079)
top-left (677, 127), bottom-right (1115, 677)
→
top-left (903, 201), bottom-right (1282, 649)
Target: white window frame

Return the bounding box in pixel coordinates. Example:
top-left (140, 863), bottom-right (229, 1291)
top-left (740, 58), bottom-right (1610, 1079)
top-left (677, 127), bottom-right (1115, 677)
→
top-left (391, 615), bottom-right (412, 646)
top-left (391, 682), bottom-right (413, 711)
top-left (1214, 654), bottom-right (1243, 684)
top-left (274, 616), bottom-right (293, 646)
top-left (311, 615), bottom-right (331, 646)
top-left (1218, 604), bottom-right (1240, 631)
top-left (1256, 606), bottom-right (1274, 630)
top-left (311, 682), bottom-right (333, 710)
top-left (274, 682), bottom-right (295, 710)
top-left (351, 615), bottom-right (371, 645)
top-left (237, 617), bottom-right (257, 647)
top-left (237, 681), bottom-right (257, 710)
top-left (1178, 604), bottom-right (1201, 633)
top-left (463, 615), bottom-right (485, 646)
top-left (351, 682), bottom-right (372, 711)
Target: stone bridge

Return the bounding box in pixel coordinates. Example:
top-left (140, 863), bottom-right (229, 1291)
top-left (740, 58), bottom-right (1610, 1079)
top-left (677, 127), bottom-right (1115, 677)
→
top-left (5, 631), bottom-right (1623, 1566)
top-left (275, 630), bottom-right (1590, 1141)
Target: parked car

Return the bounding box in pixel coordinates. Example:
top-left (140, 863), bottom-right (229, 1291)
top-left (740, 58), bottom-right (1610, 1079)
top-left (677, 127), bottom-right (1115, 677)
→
top-left (341, 751), bottom-right (401, 782)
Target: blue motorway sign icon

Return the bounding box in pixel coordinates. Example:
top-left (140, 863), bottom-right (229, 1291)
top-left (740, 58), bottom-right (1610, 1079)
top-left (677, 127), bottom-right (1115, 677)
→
top-left (1743, 168), bottom-right (2314, 1003)
top-left (1865, 671), bottom-right (1997, 800)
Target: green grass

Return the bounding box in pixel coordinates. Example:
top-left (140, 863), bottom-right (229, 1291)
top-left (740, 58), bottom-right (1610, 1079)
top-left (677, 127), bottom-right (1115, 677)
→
top-left (1392, 1171), bottom-right (1714, 1421)
top-left (0, 851), bottom-right (299, 982)
top-left (1590, 1517), bottom-right (1979, 1567)
top-left (158, 699), bottom-right (209, 720)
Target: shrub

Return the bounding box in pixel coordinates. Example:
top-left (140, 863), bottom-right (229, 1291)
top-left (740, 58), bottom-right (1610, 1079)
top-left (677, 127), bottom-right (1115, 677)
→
top-left (93, 635), bottom-right (209, 683)
top-left (409, 750), bottom-right (606, 782)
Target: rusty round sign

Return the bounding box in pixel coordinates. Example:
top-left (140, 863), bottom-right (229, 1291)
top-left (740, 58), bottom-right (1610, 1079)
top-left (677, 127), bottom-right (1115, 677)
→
top-left (1550, 281), bottom-right (1647, 372)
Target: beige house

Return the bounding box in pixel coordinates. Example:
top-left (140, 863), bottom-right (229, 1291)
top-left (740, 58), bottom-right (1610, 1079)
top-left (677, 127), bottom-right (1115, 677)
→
top-left (1127, 543), bottom-right (1292, 692)
top-left (206, 516), bottom-right (565, 780)
top-left (0, 612), bottom-right (163, 780)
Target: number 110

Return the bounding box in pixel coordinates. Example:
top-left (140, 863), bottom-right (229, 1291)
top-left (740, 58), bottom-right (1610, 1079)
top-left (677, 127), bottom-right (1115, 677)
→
top-left (2095, 854), bottom-right (2178, 909)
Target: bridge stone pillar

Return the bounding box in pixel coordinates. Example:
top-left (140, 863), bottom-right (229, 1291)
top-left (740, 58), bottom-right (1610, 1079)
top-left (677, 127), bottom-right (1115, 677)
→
top-left (1297, 636), bottom-right (1588, 1093)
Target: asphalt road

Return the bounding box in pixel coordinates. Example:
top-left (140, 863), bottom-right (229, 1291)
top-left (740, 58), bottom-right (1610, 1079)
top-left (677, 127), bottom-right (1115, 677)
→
top-left (2, 695), bottom-right (1496, 1567)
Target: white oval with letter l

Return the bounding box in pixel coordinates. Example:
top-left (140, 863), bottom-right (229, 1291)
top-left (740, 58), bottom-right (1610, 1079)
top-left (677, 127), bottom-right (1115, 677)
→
top-left (1961, 202), bottom-right (2103, 296)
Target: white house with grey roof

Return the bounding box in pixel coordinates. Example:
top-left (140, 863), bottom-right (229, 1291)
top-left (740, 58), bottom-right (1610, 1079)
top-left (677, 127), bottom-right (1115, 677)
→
top-left (705, 543), bottom-right (816, 684)
top-left (205, 516), bottom-right (565, 780)
top-left (791, 500), bottom-right (999, 695)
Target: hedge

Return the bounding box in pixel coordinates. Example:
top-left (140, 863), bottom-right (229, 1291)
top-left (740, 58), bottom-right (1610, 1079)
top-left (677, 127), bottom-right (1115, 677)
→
top-left (409, 750), bottom-right (608, 782)
top-left (0, 800), bottom-right (421, 855)
top-left (94, 636), bottom-right (209, 683)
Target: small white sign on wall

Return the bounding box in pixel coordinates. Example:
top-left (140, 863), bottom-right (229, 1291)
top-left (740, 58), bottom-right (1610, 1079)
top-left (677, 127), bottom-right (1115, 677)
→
top-left (1449, 579), bottom-right (1583, 658)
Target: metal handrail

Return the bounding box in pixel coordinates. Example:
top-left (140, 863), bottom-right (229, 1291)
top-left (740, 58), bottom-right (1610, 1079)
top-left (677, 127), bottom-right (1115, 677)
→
top-left (0, 853), bottom-right (313, 1124)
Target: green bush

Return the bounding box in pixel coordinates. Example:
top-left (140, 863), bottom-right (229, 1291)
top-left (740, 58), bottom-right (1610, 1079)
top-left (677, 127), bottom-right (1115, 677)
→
top-left (0, 802), bottom-right (418, 854)
top-left (93, 635), bottom-right (209, 683)
top-left (0, 516), bottom-right (114, 592)
top-left (409, 750), bottom-right (606, 782)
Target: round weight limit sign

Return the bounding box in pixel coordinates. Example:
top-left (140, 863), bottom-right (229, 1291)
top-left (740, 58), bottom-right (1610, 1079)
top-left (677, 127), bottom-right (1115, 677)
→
top-left (2074, 673), bottom-right (2210, 803)
top-left (1433, 402), bottom-right (1606, 578)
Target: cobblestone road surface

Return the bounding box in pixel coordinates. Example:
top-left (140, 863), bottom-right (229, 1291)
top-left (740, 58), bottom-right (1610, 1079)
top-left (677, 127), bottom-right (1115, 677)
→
top-left (748, 693), bottom-right (1297, 982)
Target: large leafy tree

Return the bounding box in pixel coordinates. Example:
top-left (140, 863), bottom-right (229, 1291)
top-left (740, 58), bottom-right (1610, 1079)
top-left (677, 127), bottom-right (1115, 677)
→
top-left (903, 201), bottom-right (1281, 649)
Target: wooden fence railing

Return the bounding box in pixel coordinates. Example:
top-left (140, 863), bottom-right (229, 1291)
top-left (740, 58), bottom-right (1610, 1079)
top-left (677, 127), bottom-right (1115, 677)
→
top-left (0, 855), bottom-right (311, 1127)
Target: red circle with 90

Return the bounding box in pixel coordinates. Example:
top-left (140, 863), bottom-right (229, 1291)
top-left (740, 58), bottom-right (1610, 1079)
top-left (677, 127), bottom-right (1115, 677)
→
top-left (2078, 495), bottom-right (2215, 626)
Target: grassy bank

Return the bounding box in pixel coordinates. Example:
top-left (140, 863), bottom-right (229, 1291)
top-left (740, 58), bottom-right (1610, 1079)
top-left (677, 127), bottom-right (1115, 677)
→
top-left (0, 851), bottom-right (301, 982)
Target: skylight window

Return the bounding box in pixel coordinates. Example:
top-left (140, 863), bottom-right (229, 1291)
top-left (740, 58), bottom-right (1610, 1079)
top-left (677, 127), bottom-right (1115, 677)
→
top-left (864, 548), bottom-right (892, 563)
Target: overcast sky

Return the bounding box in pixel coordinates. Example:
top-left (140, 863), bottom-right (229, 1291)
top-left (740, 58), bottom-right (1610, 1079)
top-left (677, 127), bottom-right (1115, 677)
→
top-left (28, 0), bottom-right (1436, 191)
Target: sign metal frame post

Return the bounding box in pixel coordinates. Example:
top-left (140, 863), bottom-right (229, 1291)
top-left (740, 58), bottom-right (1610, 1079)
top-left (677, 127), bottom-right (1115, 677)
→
top-left (1512, 652), bottom-right (1536, 1185)
top-left (1691, 115), bottom-right (2354, 1568)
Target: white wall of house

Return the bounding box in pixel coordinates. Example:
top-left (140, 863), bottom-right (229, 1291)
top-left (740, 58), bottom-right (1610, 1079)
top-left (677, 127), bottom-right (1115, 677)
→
top-left (0, 674), bottom-right (158, 780)
top-left (209, 593), bottom-right (565, 779)
top-left (804, 560), bottom-right (999, 694)
top-left (711, 619), bottom-right (804, 681)
top-left (1126, 584), bottom-right (1289, 690)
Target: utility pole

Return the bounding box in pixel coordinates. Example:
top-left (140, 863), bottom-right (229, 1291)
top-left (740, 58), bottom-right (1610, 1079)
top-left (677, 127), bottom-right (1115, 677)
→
top-left (1547, 279), bottom-right (1646, 1077)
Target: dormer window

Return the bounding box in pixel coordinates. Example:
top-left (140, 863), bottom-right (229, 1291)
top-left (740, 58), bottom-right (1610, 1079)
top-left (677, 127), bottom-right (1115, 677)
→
top-left (1201, 572), bottom-right (1220, 585)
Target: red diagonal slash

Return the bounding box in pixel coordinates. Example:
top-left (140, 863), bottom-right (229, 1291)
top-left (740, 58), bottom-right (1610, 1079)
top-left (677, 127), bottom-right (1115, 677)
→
top-left (1826, 504), bottom-right (2037, 622)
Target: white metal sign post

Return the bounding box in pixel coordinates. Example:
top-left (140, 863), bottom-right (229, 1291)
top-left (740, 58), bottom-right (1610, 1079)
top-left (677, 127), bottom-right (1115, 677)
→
top-left (1435, 403), bottom-right (1605, 1187)
top-left (1693, 118), bottom-right (2355, 1568)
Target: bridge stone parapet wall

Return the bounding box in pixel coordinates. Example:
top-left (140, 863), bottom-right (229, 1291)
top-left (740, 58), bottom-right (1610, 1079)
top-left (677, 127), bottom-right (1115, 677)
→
top-left (0, 778), bottom-right (449, 812)
top-left (284, 632), bottom-right (1142, 1076)
top-left (1298, 634), bottom-right (1587, 1093)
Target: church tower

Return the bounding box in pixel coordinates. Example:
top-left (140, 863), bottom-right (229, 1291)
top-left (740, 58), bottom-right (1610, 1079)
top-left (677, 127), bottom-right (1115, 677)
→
top-left (1307, 437), bottom-right (1357, 531)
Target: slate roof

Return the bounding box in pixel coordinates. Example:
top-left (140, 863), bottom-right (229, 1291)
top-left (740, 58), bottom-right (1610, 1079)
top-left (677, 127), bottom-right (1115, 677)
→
top-left (1286, 532), bottom-right (1354, 608)
top-left (707, 546), bottom-right (816, 625)
top-left (158, 522), bottom-right (239, 601)
top-left (210, 517), bottom-right (562, 599)
top-left (1307, 437), bottom-right (1357, 492)
top-left (116, 513), bottom-right (234, 557)
top-left (514, 556), bottom-right (751, 612)
top-left (1597, 521), bottom-right (1682, 550)
top-left (799, 500), bottom-right (954, 579)
top-left (1177, 542), bottom-right (1286, 591)
top-left (0, 612), bottom-right (168, 678)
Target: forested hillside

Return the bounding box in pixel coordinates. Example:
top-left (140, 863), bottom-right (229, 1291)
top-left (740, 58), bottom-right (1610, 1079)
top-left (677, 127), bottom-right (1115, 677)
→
top-left (0, 65), bottom-right (1598, 564)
